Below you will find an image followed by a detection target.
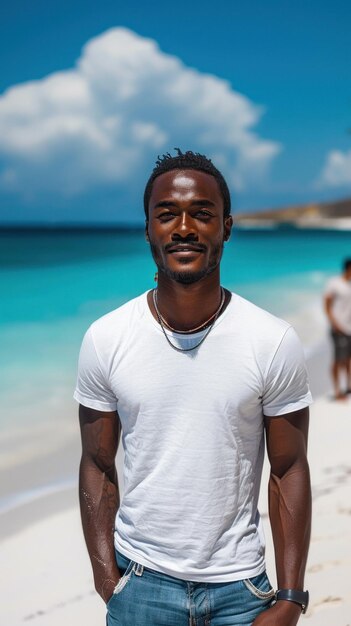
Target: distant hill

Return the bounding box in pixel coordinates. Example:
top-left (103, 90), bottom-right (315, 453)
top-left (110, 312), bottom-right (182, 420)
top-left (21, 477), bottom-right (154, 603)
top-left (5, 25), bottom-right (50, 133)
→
top-left (236, 197), bottom-right (351, 229)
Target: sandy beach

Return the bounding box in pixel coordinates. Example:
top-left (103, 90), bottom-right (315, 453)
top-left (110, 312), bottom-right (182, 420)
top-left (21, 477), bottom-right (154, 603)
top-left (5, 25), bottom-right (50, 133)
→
top-left (1, 338), bottom-right (351, 625)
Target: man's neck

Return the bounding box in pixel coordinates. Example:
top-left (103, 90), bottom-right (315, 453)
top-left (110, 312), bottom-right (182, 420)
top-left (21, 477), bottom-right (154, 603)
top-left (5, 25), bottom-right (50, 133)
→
top-left (148, 271), bottom-right (229, 332)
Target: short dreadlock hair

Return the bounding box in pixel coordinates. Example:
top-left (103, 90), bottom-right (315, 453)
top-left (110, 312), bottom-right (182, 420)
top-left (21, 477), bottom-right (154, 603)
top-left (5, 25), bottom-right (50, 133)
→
top-left (144, 149), bottom-right (231, 219)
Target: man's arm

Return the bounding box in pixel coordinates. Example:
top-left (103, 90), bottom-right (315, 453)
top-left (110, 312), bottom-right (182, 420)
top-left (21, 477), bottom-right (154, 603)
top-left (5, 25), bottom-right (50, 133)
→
top-left (79, 404), bottom-right (121, 603)
top-left (324, 294), bottom-right (342, 333)
top-left (253, 407), bottom-right (311, 625)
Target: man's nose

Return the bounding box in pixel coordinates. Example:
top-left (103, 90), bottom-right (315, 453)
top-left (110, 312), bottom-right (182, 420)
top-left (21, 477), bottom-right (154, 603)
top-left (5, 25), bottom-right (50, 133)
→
top-left (172, 213), bottom-right (197, 239)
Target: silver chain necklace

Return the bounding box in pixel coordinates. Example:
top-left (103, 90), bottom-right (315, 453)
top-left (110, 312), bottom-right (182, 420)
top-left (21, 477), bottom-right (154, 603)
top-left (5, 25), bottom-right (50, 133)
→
top-left (152, 287), bottom-right (225, 353)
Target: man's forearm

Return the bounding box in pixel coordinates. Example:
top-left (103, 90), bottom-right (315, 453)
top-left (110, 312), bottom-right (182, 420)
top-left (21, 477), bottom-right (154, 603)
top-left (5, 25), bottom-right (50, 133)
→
top-left (268, 460), bottom-right (311, 590)
top-left (79, 455), bottom-right (120, 600)
top-left (325, 298), bottom-right (340, 331)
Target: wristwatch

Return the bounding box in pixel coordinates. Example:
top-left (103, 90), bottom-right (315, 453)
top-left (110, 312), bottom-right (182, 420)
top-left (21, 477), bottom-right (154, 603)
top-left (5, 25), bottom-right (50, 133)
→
top-left (275, 589), bottom-right (309, 613)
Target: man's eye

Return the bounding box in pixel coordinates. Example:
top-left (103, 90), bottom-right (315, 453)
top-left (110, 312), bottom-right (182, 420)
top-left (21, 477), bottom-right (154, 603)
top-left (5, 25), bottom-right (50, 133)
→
top-left (158, 212), bottom-right (175, 221)
top-left (196, 210), bottom-right (211, 218)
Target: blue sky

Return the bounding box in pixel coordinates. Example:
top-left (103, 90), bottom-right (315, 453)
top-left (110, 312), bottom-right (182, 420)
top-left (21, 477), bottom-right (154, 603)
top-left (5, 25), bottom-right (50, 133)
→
top-left (0, 0), bottom-right (350, 224)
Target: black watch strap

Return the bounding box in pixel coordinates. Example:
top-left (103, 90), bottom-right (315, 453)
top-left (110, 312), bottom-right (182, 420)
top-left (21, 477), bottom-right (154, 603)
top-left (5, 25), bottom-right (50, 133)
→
top-left (275, 589), bottom-right (309, 614)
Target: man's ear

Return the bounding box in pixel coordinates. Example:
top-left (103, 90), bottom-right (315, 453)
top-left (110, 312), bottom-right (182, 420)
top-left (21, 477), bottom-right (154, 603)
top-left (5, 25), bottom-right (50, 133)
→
top-left (224, 215), bottom-right (233, 241)
top-left (145, 221), bottom-right (149, 242)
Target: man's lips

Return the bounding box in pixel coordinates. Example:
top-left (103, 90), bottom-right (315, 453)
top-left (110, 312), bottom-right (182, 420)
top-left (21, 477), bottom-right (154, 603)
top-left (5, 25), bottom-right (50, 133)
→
top-left (165, 244), bottom-right (206, 254)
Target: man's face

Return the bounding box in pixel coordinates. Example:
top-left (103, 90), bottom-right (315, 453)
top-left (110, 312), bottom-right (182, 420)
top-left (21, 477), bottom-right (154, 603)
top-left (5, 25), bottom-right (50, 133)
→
top-left (147, 169), bottom-right (233, 284)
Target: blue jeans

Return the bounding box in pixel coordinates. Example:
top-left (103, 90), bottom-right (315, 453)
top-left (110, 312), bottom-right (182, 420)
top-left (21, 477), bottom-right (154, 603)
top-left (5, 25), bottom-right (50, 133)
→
top-left (106, 551), bottom-right (275, 625)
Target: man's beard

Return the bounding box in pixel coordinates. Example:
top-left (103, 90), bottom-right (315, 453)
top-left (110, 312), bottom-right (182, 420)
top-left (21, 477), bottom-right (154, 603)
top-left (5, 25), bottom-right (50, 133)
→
top-left (159, 266), bottom-right (213, 284)
top-left (150, 242), bottom-right (223, 285)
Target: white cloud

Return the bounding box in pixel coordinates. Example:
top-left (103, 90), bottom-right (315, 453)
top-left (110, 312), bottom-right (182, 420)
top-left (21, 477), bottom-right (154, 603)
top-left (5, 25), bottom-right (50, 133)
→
top-left (318, 148), bottom-right (351, 188)
top-left (0, 27), bottom-right (281, 202)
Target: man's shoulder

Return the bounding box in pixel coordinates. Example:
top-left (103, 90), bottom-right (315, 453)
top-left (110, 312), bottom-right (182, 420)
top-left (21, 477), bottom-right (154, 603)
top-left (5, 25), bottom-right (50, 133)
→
top-left (324, 274), bottom-right (344, 294)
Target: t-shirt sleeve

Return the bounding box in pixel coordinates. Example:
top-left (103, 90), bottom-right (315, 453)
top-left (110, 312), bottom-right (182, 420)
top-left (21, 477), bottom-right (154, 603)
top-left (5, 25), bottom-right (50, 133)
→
top-left (324, 277), bottom-right (337, 298)
top-left (262, 326), bottom-right (313, 417)
top-left (73, 327), bottom-right (118, 411)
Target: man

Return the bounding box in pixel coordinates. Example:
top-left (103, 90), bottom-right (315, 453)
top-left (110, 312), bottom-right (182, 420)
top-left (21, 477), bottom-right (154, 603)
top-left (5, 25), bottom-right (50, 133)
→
top-left (75, 149), bottom-right (312, 625)
top-left (324, 258), bottom-right (351, 400)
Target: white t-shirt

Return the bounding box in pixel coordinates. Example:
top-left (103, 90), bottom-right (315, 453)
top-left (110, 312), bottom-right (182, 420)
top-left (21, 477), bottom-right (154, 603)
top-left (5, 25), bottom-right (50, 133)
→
top-left (74, 291), bottom-right (312, 583)
top-left (324, 275), bottom-right (351, 334)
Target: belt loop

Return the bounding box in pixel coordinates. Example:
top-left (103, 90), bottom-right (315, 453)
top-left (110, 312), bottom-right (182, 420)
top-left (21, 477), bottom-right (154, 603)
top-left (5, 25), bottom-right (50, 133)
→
top-left (133, 563), bottom-right (144, 576)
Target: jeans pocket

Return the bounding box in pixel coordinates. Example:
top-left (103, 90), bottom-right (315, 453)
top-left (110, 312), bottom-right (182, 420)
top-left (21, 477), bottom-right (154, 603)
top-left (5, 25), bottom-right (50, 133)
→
top-left (106, 559), bottom-right (135, 608)
top-left (243, 572), bottom-right (275, 601)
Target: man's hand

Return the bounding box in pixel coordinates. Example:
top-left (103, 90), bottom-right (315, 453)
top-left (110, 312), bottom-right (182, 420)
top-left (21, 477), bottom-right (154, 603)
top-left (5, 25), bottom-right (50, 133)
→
top-left (100, 576), bottom-right (120, 604)
top-left (331, 322), bottom-right (344, 334)
top-left (252, 601), bottom-right (302, 625)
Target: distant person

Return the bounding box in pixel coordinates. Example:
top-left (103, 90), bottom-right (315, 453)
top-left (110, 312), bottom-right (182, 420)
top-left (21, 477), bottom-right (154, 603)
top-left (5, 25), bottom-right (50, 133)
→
top-left (324, 258), bottom-right (351, 400)
top-left (75, 149), bottom-right (312, 625)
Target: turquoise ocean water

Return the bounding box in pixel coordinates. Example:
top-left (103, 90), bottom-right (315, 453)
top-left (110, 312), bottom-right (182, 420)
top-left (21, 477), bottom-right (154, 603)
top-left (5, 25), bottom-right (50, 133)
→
top-left (1, 227), bottom-right (351, 453)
